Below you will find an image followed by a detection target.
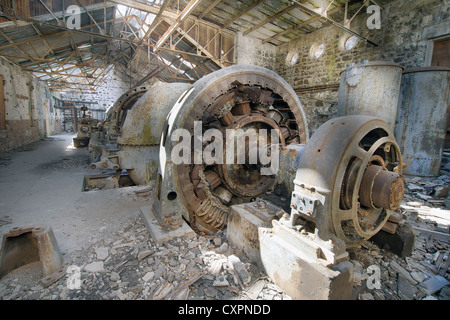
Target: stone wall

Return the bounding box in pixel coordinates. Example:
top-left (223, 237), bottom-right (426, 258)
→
top-left (274, 18), bottom-right (381, 133)
top-left (59, 67), bottom-right (132, 112)
top-left (235, 32), bottom-right (277, 70)
top-left (0, 56), bottom-right (62, 152)
top-left (380, 0), bottom-right (450, 68)
top-left (235, 0), bottom-right (450, 135)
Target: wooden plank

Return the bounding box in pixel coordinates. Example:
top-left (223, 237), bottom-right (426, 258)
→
top-left (199, 0), bottom-right (221, 19)
top-left (412, 226), bottom-right (450, 243)
top-left (243, 3), bottom-right (297, 36)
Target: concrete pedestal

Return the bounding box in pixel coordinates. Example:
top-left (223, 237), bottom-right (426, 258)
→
top-left (140, 206), bottom-right (196, 245)
top-left (259, 221), bottom-right (354, 300)
top-left (227, 199), bottom-right (283, 269)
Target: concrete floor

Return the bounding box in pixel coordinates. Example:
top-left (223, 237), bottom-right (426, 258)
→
top-left (0, 133), bottom-right (153, 256)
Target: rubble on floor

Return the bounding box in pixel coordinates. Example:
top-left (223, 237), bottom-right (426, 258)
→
top-left (0, 152), bottom-right (448, 301)
top-left (0, 215), bottom-right (290, 300)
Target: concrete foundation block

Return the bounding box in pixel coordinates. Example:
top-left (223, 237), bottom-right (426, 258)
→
top-left (227, 199), bottom-right (283, 269)
top-left (140, 206), bottom-right (196, 245)
top-left (370, 223), bottom-right (416, 258)
top-left (259, 221), bottom-right (354, 300)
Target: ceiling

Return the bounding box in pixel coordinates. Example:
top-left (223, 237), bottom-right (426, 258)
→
top-left (0, 0), bottom-right (391, 95)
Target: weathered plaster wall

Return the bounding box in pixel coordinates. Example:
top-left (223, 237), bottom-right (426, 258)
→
top-left (0, 56), bottom-right (62, 152)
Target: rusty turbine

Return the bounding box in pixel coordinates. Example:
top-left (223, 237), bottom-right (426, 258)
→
top-left (154, 65), bottom-right (309, 234)
top-left (96, 65), bottom-right (406, 251)
top-left (151, 65), bottom-right (405, 248)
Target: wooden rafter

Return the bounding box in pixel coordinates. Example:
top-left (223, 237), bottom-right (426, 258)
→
top-left (199, 0), bottom-right (221, 19)
top-left (222, 0), bottom-right (264, 28)
top-left (242, 3), bottom-right (298, 36)
top-left (0, 0), bottom-right (234, 93)
top-left (155, 0), bottom-right (203, 51)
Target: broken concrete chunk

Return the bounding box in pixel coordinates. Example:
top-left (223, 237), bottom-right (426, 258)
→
top-left (187, 241), bottom-right (201, 249)
top-left (213, 237), bottom-right (222, 246)
top-left (142, 272), bottom-right (155, 282)
top-left (95, 247), bottom-right (109, 261)
top-left (360, 292), bottom-right (375, 300)
top-left (84, 261), bottom-right (105, 273)
top-left (213, 276), bottom-right (229, 287)
top-left (245, 279), bottom-right (265, 300)
top-left (439, 285), bottom-right (450, 300)
top-left (228, 255), bottom-right (251, 285)
top-left (109, 272), bottom-right (120, 282)
top-left (217, 243), bottom-right (229, 253)
top-left (410, 271), bottom-right (426, 284)
top-left (434, 186), bottom-right (448, 198)
top-left (208, 259), bottom-right (225, 276)
top-left (397, 274), bottom-right (415, 300)
top-left (154, 265), bottom-right (166, 279)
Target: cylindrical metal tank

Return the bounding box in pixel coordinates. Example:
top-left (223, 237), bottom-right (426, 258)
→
top-left (394, 66), bottom-right (450, 177)
top-left (338, 60), bottom-right (403, 130)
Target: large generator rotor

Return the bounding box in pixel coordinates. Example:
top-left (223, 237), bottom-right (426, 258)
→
top-left (158, 65), bottom-right (308, 234)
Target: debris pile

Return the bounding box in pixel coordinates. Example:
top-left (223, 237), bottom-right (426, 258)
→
top-left (0, 215), bottom-right (289, 300)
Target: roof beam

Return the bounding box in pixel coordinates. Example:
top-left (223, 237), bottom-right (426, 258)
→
top-left (37, 0), bottom-right (62, 23)
top-left (155, 0), bottom-right (203, 52)
top-left (29, 70), bottom-right (94, 79)
top-left (223, 0), bottom-right (264, 28)
top-left (174, 24), bottom-right (225, 68)
top-left (75, 0), bottom-right (104, 34)
top-left (109, 0), bottom-right (178, 19)
top-left (109, 0), bottom-right (232, 35)
top-left (0, 12), bottom-right (225, 62)
top-left (199, 0), bottom-right (221, 19)
top-left (243, 3), bottom-right (297, 36)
